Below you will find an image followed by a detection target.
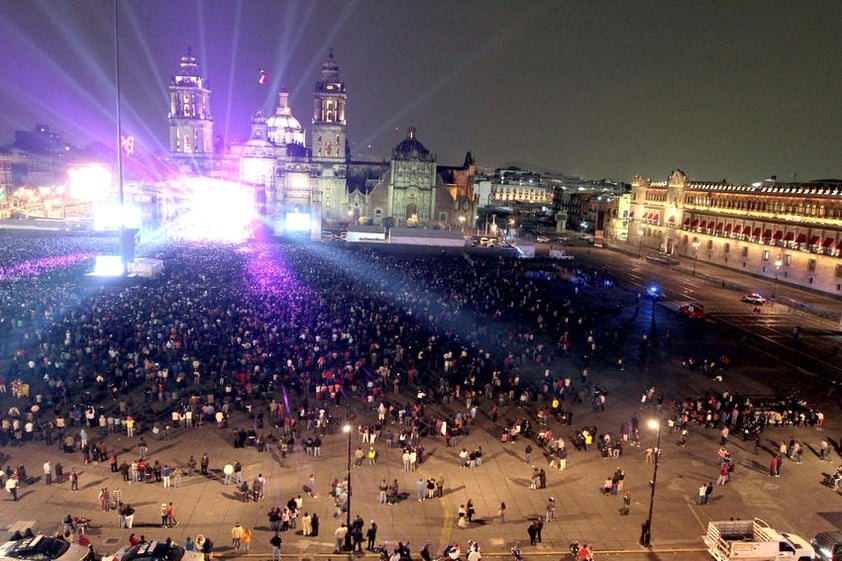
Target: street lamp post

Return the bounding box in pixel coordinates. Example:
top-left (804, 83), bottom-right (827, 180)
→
top-left (343, 424), bottom-right (352, 551)
top-left (641, 419), bottom-right (662, 547)
top-left (637, 228), bottom-right (644, 258)
top-left (692, 240), bottom-right (701, 275)
top-left (772, 258), bottom-right (783, 299)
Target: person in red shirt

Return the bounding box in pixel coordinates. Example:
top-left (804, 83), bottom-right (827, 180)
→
top-left (576, 543), bottom-right (593, 561)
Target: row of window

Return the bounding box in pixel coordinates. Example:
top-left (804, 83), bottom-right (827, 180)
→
top-left (685, 195), bottom-right (842, 219)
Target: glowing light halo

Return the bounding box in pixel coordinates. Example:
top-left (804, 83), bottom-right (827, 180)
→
top-left (160, 176), bottom-right (257, 242)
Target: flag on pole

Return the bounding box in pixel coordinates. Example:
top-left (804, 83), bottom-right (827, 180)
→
top-left (258, 69), bottom-right (268, 85)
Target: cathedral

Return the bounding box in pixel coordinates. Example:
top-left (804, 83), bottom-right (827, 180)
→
top-left (167, 49), bottom-right (476, 238)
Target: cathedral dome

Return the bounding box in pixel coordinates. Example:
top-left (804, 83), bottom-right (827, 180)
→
top-left (393, 127), bottom-right (433, 162)
top-left (267, 89), bottom-right (305, 146)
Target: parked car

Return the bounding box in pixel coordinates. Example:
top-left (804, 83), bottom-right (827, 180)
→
top-left (102, 541), bottom-right (204, 561)
top-left (0, 535), bottom-right (95, 561)
top-left (741, 292), bottom-right (767, 305)
top-left (811, 530), bottom-right (842, 561)
top-left (535, 236), bottom-right (550, 243)
top-left (679, 302), bottom-right (706, 319)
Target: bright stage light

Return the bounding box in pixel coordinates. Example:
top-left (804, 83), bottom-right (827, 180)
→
top-left (68, 165), bottom-right (113, 201)
top-left (93, 203), bottom-right (143, 231)
top-left (166, 178), bottom-right (256, 242)
top-left (285, 212), bottom-right (311, 232)
top-left (92, 255), bottom-right (124, 276)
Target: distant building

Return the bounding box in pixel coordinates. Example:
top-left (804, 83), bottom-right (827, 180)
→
top-left (631, 169), bottom-right (842, 295)
top-left (167, 49), bottom-right (476, 236)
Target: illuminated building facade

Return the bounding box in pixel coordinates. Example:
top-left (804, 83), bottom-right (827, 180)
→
top-left (170, 49), bottom-right (474, 236)
top-left (168, 50), bottom-right (215, 169)
top-left (631, 169), bottom-right (842, 295)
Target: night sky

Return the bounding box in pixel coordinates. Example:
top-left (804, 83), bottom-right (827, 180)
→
top-left (2, 0), bottom-right (841, 184)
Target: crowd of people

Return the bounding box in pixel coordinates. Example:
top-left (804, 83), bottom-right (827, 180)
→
top-left (0, 232), bottom-right (830, 558)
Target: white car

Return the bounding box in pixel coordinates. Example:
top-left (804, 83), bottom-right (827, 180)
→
top-left (0, 536), bottom-right (95, 561)
top-left (535, 236), bottom-right (550, 243)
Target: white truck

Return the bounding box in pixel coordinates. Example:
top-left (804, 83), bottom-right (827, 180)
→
top-left (703, 518), bottom-right (813, 561)
top-left (549, 249), bottom-right (574, 261)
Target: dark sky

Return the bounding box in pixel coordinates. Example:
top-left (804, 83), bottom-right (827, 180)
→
top-left (2, 0), bottom-right (841, 184)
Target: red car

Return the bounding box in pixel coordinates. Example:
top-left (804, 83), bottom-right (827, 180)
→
top-left (679, 302), bottom-right (706, 319)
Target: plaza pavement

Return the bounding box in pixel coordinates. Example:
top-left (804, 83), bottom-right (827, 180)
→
top-left (1, 361), bottom-right (841, 561)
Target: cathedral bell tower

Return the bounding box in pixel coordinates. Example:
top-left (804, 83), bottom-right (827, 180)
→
top-left (312, 50), bottom-right (347, 162)
top-left (168, 49), bottom-right (214, 168)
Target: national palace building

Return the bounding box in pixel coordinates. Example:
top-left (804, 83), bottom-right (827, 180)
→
top-left (629, 169), bottom-right (842, 296)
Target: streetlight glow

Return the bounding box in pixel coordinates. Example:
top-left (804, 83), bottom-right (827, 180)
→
top-left (692, 240), bottom-right (701, 275)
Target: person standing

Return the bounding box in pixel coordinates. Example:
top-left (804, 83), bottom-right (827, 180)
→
top-left (698, 483), bottom-right (707, 505)
top-left (334, 524), bottom-right (348, 553)
top-left (124, 504), bottom-right (135, 528)
top-left (231, 522), bottom-right (244, 552)
top-left (416, 478), bottom-right (425, 502)
top-left (308, 474), bottom-right (317, 497)
top-left (527, 521), bottom-right (538, 545)
top-left (160, 503), bottom-right (169, 527)
top-left (366, 521), bottom-right (377, 550)
top-left (379, 480), bottom-right (388, 504)
top-left (498, 502), bottom-right (507, 523)
top-left (717, 463), bottom-right (729, 485)
top-left (70, 468), bottom-right (79, 491)
top-left (200, 453), bottom-right (210, 476)
top-left (525, 444), bottom-right (533, 463)
top-left (54, 462), bottom-right (63, 484)
top-left (311, 513), bottom-right (320, 536)
top-left (201, 536), bottom-right (214, 561)
top-left (546, 497), bottom-right (555, 521)
top-left (270, 532), bottom-right (282, 561)
top-left (5, 474), bottom-right (18, 501)
top-left (770, 454), bottom-right (781, 477)
top-left (99, 488), bottom-right (111, 511)
top-left (241, 527), bottom-right (252, 553)
top-left (166, 502), bottom-right (177, 527)
top-left (622, 491), bottom-right (632, 515)
top-left (457, 505), bottom-right (467, 528)
top-left (43, 461), bottom-right (52, 485)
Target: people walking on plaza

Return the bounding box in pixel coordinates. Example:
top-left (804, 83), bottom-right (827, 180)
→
top-left (223, 464), bottom-right (233, 485)
top-left (622, 491), bottom-right (632, 515)
top-left (307, 474), bottom-right (316, 497)
top-left (160, 503), bottom-right (169, 527)
top-left (54, 462), bottom-right (63, 484)
top-left (525, 444), bottom-right (533, 463)
top-left (498, 502), bottom-right (507, 523)
top-left (70, 467), bottom-right (79, 491)
top-left (546, 497), bottom-right (556, 521)
top-left (416, 478), bottom-right (425, 501)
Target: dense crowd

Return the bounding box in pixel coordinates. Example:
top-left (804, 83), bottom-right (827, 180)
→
top-left (0, 234), bottom-right (619, 443)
